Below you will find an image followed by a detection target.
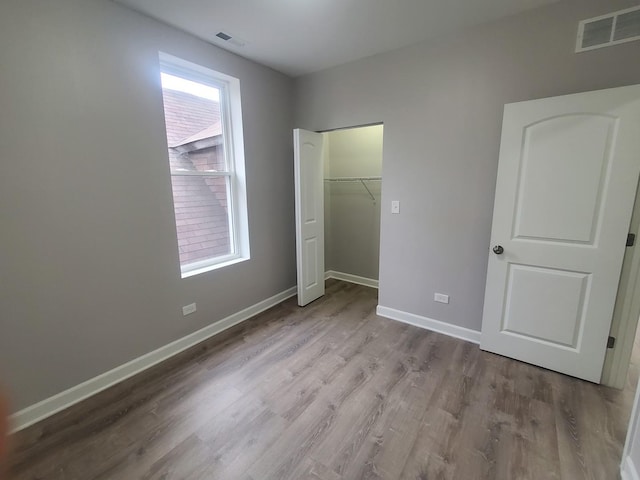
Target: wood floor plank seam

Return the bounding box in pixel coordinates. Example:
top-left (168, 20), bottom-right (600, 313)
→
top-left (8, 280), bottom-right (637, 480)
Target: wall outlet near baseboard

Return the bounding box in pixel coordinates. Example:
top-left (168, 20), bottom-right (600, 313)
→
top-left (182, 303), bottom-right (197, 316)
top-left (434, 293), bottom-right (449, 304)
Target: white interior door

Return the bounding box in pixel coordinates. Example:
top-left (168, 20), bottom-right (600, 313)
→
top-left (481, 84), bottom-right (640, 383)
top-left (294, 128), bottom-right (325, 306)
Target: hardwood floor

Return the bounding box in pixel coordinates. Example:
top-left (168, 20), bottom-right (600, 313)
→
top-left (8, 280), bottom-right (636, 479)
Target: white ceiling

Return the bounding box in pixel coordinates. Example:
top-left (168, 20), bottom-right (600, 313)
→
top-left (115, 0), bottom-right (561, 77)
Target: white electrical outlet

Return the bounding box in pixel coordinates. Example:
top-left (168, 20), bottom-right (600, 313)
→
top-left (182, 303), bottom-right (197, 316)
top-left (434, 293), bottom-right (449, 304)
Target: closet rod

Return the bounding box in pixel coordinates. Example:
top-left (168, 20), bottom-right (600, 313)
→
top-left (324, 176), bottom-right (381, 202)
top-left (324, 176), bottom-right (382, 182)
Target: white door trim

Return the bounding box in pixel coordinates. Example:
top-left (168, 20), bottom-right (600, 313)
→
top-left (602, 180), bottom-right (640, 388)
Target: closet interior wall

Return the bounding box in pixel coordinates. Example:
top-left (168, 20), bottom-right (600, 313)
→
top-left (324, 125), bottom-right (383, 281)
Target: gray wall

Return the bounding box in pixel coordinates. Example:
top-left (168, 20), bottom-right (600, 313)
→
top-left (295, 0), bottom-right (640, 331)
top-left (0, 0), bottom-right (295, 411)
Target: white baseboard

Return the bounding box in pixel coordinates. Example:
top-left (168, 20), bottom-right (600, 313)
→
top-left (376, 305), bottom-right (481, 344)
top-left (325, 270), bottom-right (379, 289)
top-left (623, 456), bottom-right (640, 480)
top-left (10, 286), bottom-right (297, 433)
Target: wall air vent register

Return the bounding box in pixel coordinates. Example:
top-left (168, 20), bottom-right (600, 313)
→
top-left (577, 5), bottom-right (640, 52)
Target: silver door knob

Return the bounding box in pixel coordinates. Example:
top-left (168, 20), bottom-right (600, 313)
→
top-left (493, 245), bottom-right (504, 255)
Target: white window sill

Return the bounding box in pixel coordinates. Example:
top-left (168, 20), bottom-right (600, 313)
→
top-left (180, 255), bottom-right (249, 279)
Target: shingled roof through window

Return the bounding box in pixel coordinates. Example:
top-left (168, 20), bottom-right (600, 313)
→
top-left (162, 89), bottom-right (221, 146)
top-left (161, 88), bottom-right (231, 266)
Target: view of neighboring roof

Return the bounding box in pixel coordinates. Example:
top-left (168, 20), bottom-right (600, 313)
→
top-left (161, 83), bottom-right (231, 265)
top-left (161, 89), bottom-right (220, 147)
top-left (170, 121), bottom-right (222, 149)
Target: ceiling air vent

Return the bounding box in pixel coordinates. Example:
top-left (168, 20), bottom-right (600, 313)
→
top-left (214, 31), bottom-right (246, 47)
top-left (576, 5), bottom-right (640, 52)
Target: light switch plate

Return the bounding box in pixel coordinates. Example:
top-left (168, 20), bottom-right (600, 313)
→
top-left (391, 200), bottom-right (400, 214)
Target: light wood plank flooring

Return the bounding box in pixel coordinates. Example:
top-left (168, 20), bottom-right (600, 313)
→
top-left (9, 280), bottom-right (637, 479)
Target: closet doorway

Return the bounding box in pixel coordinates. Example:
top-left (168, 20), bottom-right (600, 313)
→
top-left (294, 124), bottom-right (383, 306)
top-left (324, 124), bottom-right (383, 287)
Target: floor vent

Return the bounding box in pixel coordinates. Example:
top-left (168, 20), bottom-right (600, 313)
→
top-left (577, 5), bottom-right (640, 52)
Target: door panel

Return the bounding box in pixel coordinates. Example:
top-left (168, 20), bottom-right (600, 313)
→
top-left (294, 129), bottom-right (325, 306)
top-left (502, 264), bottom-right (589, 348)
top-left (481, 84), bottom-right (640, 382)
top-left (514, 115), bottom-right (616, 243)
top-left (303, 160), bottom-right (319, 223)
top-left (304, 237), bottom-right (319, 289)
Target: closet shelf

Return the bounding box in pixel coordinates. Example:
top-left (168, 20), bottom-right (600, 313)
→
top-left (324, 176), bottom-right (381, 202)
top-left (324, 176), bottom-right (382, 182)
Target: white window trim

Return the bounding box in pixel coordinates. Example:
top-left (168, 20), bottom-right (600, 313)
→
top-left (181, 254), bottom-right (248, 279)
top-left (159, 52), bottom-right (250, 278)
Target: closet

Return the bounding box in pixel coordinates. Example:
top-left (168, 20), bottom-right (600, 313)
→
top-left (323, 124), bottom-right (383, 285)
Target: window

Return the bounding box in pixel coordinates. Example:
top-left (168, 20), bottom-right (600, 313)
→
top-left (159, 53), bottom-right (249, 277)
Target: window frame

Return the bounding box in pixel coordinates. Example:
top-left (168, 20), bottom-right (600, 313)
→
top-left (159, 53), bottom-right (250, 278)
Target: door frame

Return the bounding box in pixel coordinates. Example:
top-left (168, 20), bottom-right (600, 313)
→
top-left (318, 121), bottom-right (385, 286)
top-left (602, 179), bottom-right (640, 388)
